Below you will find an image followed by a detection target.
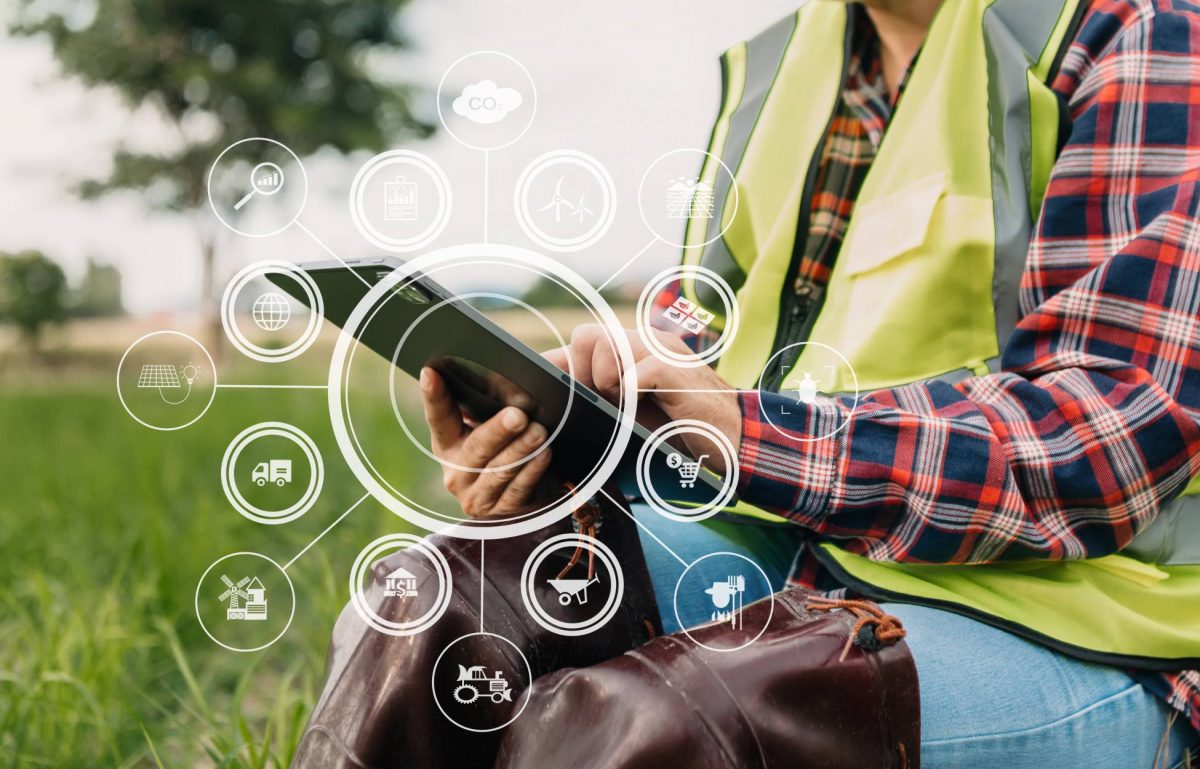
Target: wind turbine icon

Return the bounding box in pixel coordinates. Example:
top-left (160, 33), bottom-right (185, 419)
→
top-left (537, 177), bottom-right (593, 223)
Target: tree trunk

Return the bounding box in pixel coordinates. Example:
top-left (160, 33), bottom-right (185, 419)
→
top-left (200, 232), bottom-right (223, 366)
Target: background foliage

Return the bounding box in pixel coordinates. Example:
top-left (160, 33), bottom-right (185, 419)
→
top-left (3, 0), bottom-right (434, 765)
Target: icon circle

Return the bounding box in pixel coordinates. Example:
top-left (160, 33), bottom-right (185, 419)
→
top-left (514, 150), bottom-right (617, 252)
top-left (195, 551), bottom-right (295, 653)
top-left (755, 341), bottom-right (860, 443)
top-left (116, 330), bottom-right (217, 431)
top-left (638, 148), bottom-right (737, 249)
top-left (349, 150), bottom-right (452, 253)
top-left (431, 632), bottom-right (533, 732)
top-left (207, 137), bottom-right (308, 238)
top-left (349, 533), bottom-right (453, 636)
top-left (221, 260), bottom-right (324, 363)
top-left (636, 419), bottom-right (738, 523)
top-left (386, 292), bottom-right (573, 475)
top-left (436, 51), bottom-right (538, 151)
top-left (328, 243), bottom-right (639, 540)
top-left (636, 264), bottom-right (740, 368)
top-left (673, 552), bottom-right (773, 653)
top-left (519, 533), bottom-right (624, 636)
top-left (221, 422), bottom-right (324, 525)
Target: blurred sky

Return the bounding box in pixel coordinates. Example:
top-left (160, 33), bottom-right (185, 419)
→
top-left (0, 0), bottom-right (799, 314)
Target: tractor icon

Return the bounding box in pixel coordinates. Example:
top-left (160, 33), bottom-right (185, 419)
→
top-left (452, 665), bottom-right (512, 705)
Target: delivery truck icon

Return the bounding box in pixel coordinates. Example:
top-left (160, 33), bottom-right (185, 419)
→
top-left (251, 459), bottom-right (292, 487)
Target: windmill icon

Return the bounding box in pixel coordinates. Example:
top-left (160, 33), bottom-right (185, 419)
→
top-left (537, 177), bottom-right (593, 223)
top-left (219, 574), bottom-right (251, 620)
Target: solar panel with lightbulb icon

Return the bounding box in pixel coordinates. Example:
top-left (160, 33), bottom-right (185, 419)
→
top-left (137, 363), bottom-right (200, 404)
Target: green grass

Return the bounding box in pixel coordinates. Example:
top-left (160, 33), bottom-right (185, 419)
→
top-left (0, 356), bottom-right (432, 767)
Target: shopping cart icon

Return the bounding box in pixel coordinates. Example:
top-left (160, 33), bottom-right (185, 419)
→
top-left (666, 452), bottom-right (709, 489)
top-left (546, 576), bottom-right (600, 606)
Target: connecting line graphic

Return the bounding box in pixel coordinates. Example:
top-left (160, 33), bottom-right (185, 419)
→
top-left (599, 488), bottom-right (689, 568)
top-left (636, 388), bottom-right (758, 394)
top-left (293, 220), bottom-right (374, 291)
top-left (216, 383), bottom-right (328, 390)
top-left (482, 150), bottom-right (491, 244)
top-left (282, 493), bottom-right (370, 571)
top-left (597, 238), bottom-right (660, 293)
top-left (479, 540), bottom-right (486, 633)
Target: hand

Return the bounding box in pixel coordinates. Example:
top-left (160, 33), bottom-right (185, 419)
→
top-left (544, 325), bottom-right (742, 474)
top-left (420, 367), bottom-right (555, 518)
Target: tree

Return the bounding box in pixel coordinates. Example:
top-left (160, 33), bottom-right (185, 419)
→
top-left (68, 257), bottom-right (125, 318)
top-left (10, 0), bottom-right (432, 344)
top-left (0, 251), bottom-right (68, 353)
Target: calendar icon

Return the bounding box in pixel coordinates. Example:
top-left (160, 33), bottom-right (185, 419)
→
top-left (384, 176), bottom-right (419, 222)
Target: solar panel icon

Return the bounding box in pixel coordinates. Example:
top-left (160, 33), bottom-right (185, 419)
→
top-left (138, 364), bottom-right (182, 389)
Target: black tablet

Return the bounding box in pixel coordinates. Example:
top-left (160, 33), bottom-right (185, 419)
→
top-left (270, 256), bottom-right (730, 504)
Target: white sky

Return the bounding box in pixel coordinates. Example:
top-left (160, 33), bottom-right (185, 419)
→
top-left (0, 0), bottom-right (799, 314)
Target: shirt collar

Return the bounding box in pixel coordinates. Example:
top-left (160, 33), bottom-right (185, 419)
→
top-left (841, 3), bottom-right (918, 149)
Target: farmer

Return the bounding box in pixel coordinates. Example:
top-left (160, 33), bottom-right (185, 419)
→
top-left (296, 0), bottom-right (1200, 766)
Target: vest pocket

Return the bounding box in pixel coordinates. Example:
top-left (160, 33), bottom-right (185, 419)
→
top-left (844, 172), bottom-right (947, 276)
top-left (824, 183), bottom-right (997, 389)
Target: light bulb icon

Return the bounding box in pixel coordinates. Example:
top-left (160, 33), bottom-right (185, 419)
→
top-left (181, 363), bottom-right (200, 385)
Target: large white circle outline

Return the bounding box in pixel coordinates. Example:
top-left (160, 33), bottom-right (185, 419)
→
top-left (514, 150), bottom-right (616, 252)
top-left (220, 422), bottom-right (324, 525)
top-left (519, 533), bottom-right (624, 636)
top-left (436, 51), bottom-right (538, 152)
top-left (755, 341), bottom-right (860, 443)
top-left (638, 148), bottom-right (738, 249)
top-left (349, 150), bottom-right (453, 253)
top-left (386, 292), bottom-right (574, 474)
top-left (635, 264), bottom-right (740, 369)
top-left (673, 552), bottom-right (773, 653)
top-left (207, 137), bottom-right (308, 239)
top-left (116, 330), bottom-right (217, 431)
top-left (635, 419), bottom-right (739, 523)
top-left (220, 260), bottom-right (324, 363)
top-left (195, 551), bottom-right (296, 653)
top-left (342, 259), bottom-right (621, 531)
top-left (328, 243), bottom-right (639, 540)
top-left (432, 632), bottom-right (533, 732)
top-left (349, 533), bottom-right (452, 636)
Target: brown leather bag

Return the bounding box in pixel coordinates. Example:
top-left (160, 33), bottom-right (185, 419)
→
top-left (293, 492), bottom-right (920, 769)
top-left (495, 590), bottom-right (920, 769)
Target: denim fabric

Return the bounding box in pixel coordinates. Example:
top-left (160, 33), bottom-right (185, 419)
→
top-left (631, 503), bottom-right (1200, 768)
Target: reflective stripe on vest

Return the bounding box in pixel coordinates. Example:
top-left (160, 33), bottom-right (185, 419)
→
top-left (680, 0), bottom-right (1200, 667)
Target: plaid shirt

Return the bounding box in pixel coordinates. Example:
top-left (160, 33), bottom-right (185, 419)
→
top-left (727, 0), bottom-right (1200, 731)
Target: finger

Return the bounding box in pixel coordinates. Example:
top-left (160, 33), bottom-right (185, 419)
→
top-left (566, 324), bottom-right (604, 389)
top-left (542, 346), bottom-right (570, 372)
top-left (644, 325), bottom-right (693, 357)
top-left (467, 423), bottom-right (550, 510)
top-left (631, 355), bottom-right (673, 395)
top-left (458, 406), bottom-right (528, 469)
top-left (494, 449), bottom-right (553, 512)
top-left (420, 367), bottom-right (464, 450)
top-left (590, 332), bottom-right (623, 400)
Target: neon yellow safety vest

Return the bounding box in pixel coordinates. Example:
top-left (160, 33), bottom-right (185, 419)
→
top-left (682, 0), bottom-right (1200, 669)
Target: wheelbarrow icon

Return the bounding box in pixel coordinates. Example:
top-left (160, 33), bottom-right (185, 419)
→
top-left (546, 576), bottom-right (600, 606)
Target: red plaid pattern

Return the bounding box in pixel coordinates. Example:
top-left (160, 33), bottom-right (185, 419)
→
top-left (733, 0), bottom-right (1200, 730)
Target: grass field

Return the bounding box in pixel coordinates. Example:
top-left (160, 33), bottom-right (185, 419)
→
top-left (0, 331), bottom-right (445, 767)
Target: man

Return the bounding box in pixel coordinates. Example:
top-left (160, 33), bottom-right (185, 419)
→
top-left (302, 0), bottom-right (1200, 766)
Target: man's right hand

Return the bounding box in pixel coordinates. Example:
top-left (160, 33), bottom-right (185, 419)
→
top-left (420, 366), bottom-right (554, 518)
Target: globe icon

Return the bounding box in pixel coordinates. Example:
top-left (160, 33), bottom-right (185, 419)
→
top-left (251, 292), bottom-right (291, 331)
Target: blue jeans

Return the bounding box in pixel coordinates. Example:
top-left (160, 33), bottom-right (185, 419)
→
top-left (632, 505), bottom-right (1200, 768)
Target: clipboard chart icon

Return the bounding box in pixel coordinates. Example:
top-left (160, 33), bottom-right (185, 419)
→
top-left (383, 176), bottom-right (419, 222)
